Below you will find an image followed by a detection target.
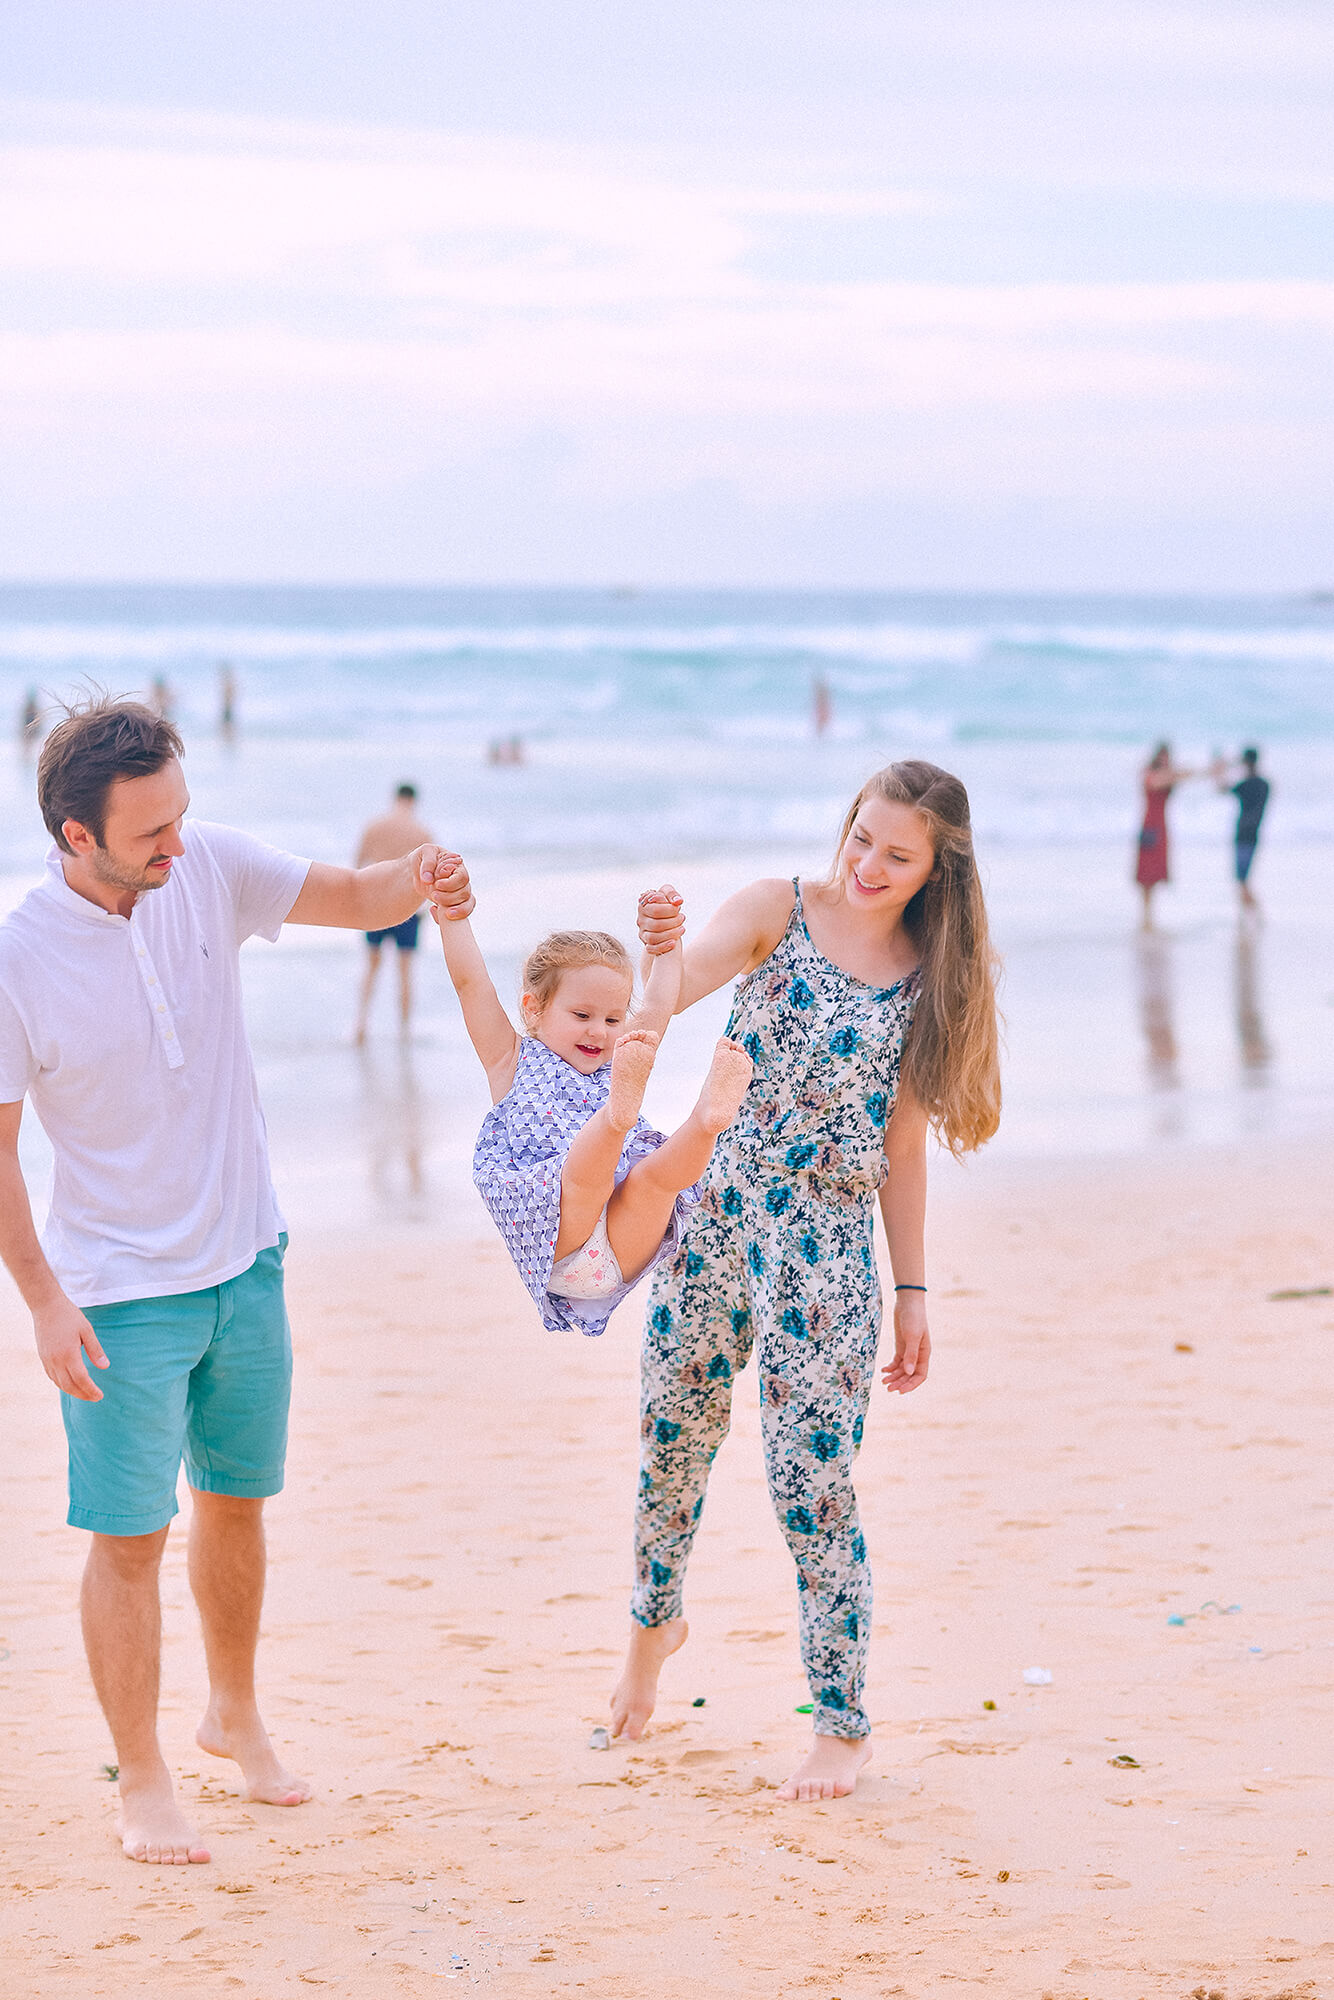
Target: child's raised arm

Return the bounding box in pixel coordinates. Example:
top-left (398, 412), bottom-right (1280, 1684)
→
top-left (429, 856), bottom-right (522, 1102)
top-left (629, 889), bottom-right (684, 1039)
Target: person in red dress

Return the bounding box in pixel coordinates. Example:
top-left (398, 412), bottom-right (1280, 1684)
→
top-left (1135, 741), bottom-right (1196, 928)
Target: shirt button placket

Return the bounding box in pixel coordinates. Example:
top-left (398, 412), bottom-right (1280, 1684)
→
top-left (132, 930), bottom-right (185, 1071)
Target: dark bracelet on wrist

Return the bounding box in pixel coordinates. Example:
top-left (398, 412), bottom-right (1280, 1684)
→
top-left (894, 1283), bottom-right (927, 1292)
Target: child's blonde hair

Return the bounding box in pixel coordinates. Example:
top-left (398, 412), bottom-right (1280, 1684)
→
top-left (520, 930), bottom-right (634, 1020)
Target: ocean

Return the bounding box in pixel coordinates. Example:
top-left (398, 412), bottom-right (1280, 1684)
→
top-left (0, 584), bottom-right (1330, 1224)
top-left (0, 584), bottom-right (1332, 871)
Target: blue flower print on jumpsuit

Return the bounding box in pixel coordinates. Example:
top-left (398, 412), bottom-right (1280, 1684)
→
top-left (631, 879), bottom-right (918, 1739)
top-left (473, 1035), bottom-right (700, 1337)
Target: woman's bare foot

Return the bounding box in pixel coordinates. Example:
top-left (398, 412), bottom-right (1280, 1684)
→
top-left (117, 1765), bottom-right (211, 1865)
top-left (607, 1030), bottom-right (660, 1131)
top-left (196, 1704), bottom-right (311, 1808)
top-left (694, 1038), bottom-right (753, 1134)
top-left (776, 1734), bottom-right (873, 1803)
top-left (609, 1619), bottom-right (687, 1740)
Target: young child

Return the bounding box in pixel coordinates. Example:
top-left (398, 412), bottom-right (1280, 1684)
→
top-left (432, 856), bottom-right (753, 1337)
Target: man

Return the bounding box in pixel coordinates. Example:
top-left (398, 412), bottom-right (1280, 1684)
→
top-left (353, 782), bottom-right (435, 1043)
top-left (1216, 746), bottom-right (1271, 910)
top-left (0, 697), bottom-right (451, 1866)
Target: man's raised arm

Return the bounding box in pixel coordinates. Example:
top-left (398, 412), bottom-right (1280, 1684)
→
top-left (0, 1101), bottom-right (108, 1401)
top-left (284, 844), bottom-right (455, 931)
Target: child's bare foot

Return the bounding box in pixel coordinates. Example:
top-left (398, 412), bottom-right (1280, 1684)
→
top-left (196, 1705), bottom-right (311, 1808)
top-left (694, 1038), bottom-right (753, 1134)
top-left (775, 1734), bottom-right (872, 1802)
top-left (607, 1030), bottom-right (660, 1131)
top-left (610, 1618), bottom-right (687, 1740)
top-left (117, 1766), bottom-right (211, 1865)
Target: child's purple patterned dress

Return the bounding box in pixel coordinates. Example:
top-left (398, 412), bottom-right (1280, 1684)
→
top-left (472, 1034), bottom-right (701, 1336)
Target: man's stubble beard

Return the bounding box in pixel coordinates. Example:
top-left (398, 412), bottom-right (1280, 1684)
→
top-left (89, 847), bottom-right (170, 896)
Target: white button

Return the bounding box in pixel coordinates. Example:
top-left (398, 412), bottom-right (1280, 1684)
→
top-left (136, 948), bottom-right (145, 957)
top-left (164, 1030), bottom-right (175, 1040)
top-left (157, 1005), bottom-right (166, 1014)
top-left (147, 976), bottom-right (157, 986)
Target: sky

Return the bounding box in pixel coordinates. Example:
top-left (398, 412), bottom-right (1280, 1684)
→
top-left (1, 1), bottom-right (1331, 589)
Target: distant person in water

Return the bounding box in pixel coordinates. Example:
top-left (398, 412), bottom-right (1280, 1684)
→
top-left (218, 664), bottom-right (238, 743)
top-left (812, 674), bottom-right (833, 738)
top-left (1213, 746), bottom-right (1270, 910)
top-left (150, 676), bottom-right (173, 723)
top-left (1135, 742), bottom-right (1196, 929)
top-left (354, 784), bottom-right (435, 1044)
top-left (18, 688), bottom-right (41, 756)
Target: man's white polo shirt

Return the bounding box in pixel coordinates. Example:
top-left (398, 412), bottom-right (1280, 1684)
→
top-left (0, 821), bottom-right (310, 1307)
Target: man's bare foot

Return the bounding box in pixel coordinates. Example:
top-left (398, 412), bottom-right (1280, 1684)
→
top-left (694, 1038), bottom-right (753, 1134)
top-left (610, 1618), bottom-right (687, 1741)
top-left (776, 1734), bottom-right (872, 1803)
top-left (607, 1030), bottom-right (660, 1131)
top-left (117, 1766), bottom-right (211, 1865)
top-left (196, 1705), bottom-right (311, 1808)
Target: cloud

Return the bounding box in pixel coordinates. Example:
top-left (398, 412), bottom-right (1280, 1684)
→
top-left (0, 94), bottom-right (1329, 580)
top-left (0, 138), bottom-right (743, 288)
top-left (0, 315), bottom-right (1232, 412)
top-left (1, 117), bottom-right (1329, 389)
top-left (891, 0), bottom-right (1334, 78)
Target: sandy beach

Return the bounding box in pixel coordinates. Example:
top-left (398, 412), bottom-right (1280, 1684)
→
top-left (4, 9), bottom-right (1333, 1983)
top-left (2, 11), bottom-right (1330, 1981)
top-left (1, 1128), bottom-right (1330, 1998)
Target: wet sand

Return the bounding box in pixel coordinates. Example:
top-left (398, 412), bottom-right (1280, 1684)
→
top-left (9, 841), bottom-right (1334, 1236)
top-left (1, 1136), bottom-right (1331, 1996)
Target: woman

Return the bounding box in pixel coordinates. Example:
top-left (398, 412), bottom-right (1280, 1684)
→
top-left (610, 760), bottom-right (1001, 1801)
top-left (1135, 742), bottom-right (1194, 928)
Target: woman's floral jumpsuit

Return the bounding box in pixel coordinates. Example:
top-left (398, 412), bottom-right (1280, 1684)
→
top-left (631, 882), bottom-right (919, 1739)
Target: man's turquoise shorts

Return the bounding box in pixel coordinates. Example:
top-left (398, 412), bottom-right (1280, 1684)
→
top-left (62, 1239), bottom-right (292, 1537)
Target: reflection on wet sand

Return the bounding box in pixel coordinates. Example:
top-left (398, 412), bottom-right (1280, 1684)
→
top-left (1234, 919), bottom-right (1273, 1079)
top-left (1134, 921), bottom-right (1276, 1137)
top-left (1133, 931), bottom-right (1184, 1141)
top-left (356, 1044), bottom-right (427, 1215)
top-left (1135, 932), bottom-right (1179, 1090)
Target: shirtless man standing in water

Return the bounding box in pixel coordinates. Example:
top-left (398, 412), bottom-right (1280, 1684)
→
top-left (354, 783), bottom-right (435, 1043)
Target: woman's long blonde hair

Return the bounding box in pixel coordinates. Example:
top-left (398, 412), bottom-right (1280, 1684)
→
top-left (831, 760), bottom-right (1001, 1155)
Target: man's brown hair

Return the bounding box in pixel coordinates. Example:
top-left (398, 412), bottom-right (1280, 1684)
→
top-left (37, 694), bottom-right (184, 854)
